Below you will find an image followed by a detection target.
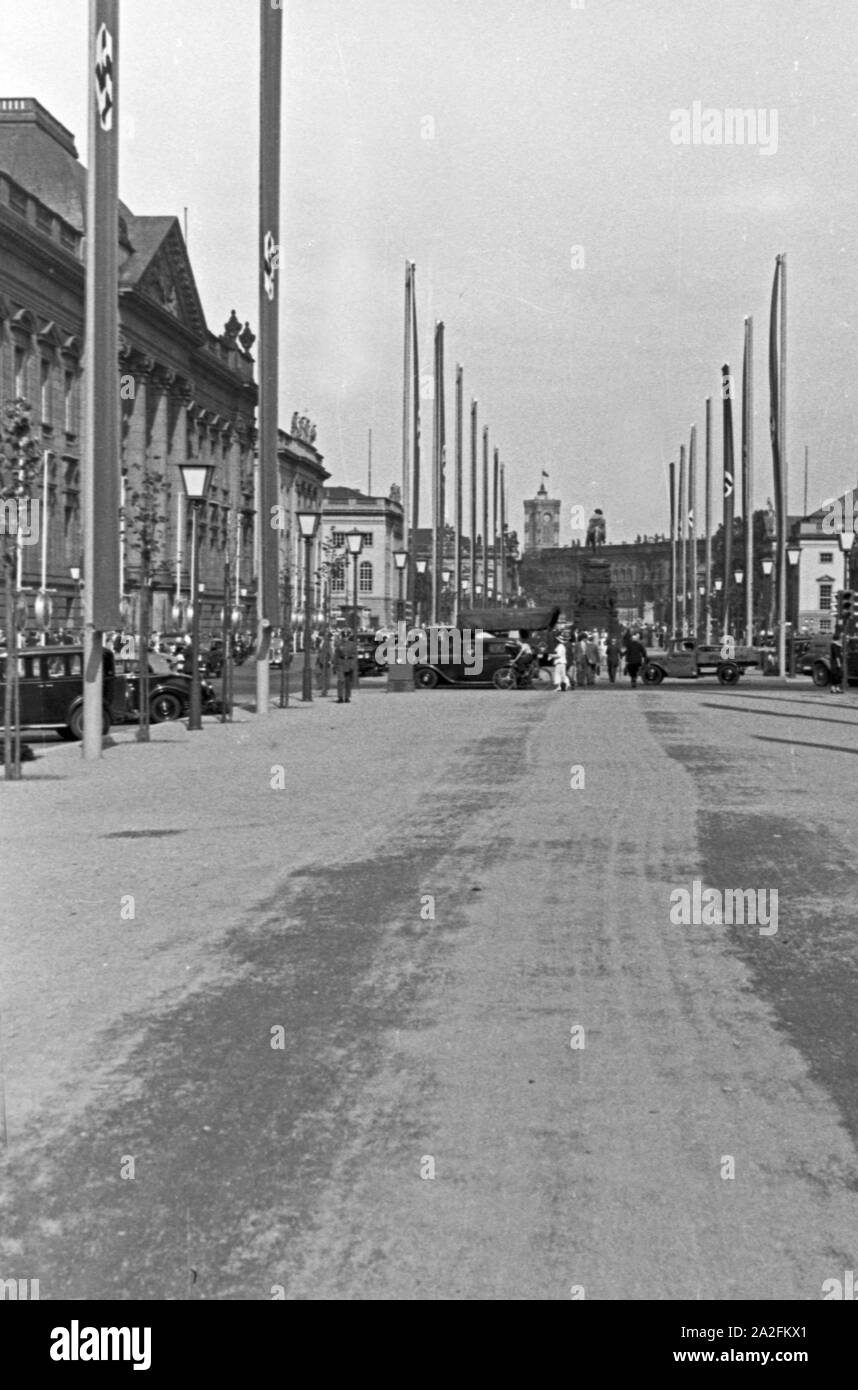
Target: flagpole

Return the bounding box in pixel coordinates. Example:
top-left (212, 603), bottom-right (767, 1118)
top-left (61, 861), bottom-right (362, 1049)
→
top-left (722, 364), bottom-right (735, 638)
top-left (704, 399), bottom-right (712, 643)
top-left (482, 426), bottom-right (489, 601)
top-left (778, 255), bottom-right (787, 679)
top-left (83, 0), bottom-right (122, 759)
top-left (432, 321), bottom-right (444, 626)
top-left (689, 425), bottom-right (697, 636)
top-left (499, 463), bottom-right (506, 606)
top-left (669, 460), bottom-right (677, 636)
top-left (454, 364), bottom-right (463, 626)
top-left (402, 262), bottom-right (412, 599)
top-left (679, 444), bottom-right (687, 636)
top-left (743, 316), bottom-right (754, 645)
top-left (409, 268), bottom-right (420, 627)
top-left (256, 0), bottom-right (283, 715)
top-left (470, 400), bottom-right (477, 612)
top-left (492, 448), bottom-right (500, 605)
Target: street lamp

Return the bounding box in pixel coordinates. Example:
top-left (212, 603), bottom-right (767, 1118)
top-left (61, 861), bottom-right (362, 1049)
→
top-left (346, 528), bottom-right (364, 689)
top-left (394, 548), bottom-right (408, 622)
top-left (176, 461), bottom-right (215, 730)
top-left (297, 510), bottom-right (321, 701)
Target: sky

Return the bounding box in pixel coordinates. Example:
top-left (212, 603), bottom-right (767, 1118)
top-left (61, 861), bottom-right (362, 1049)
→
top-left (3, 0), bottom-right (858, 542)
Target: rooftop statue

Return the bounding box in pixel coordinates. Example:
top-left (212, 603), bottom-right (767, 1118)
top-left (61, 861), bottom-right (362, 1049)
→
top-left (586, 509), bottom-right (606, 553)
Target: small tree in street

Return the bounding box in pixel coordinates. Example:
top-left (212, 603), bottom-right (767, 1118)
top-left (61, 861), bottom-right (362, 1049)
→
top-left (1, 399), bottom-right (41, 779)
top-left (125, 460), bottom-right (168, 741)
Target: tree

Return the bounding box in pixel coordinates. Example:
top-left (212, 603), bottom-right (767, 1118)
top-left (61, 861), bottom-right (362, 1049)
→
top-left (125, 461), bottom-right (168, 741)
top-left (1, 400), bottom-right (41, 779)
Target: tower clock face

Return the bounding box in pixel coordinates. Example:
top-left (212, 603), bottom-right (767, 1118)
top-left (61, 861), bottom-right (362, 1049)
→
top-left (543, 511), bottom-right (553, 524)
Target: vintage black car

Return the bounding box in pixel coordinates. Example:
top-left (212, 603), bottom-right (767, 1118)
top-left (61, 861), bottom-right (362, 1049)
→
top-left (0, 645), bottom-right (217, 740)
top-left (413, 606), bottom-right (561, 689)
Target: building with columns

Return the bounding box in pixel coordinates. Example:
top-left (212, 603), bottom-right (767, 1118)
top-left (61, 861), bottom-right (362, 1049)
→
top-left (0, 96), bottom-right (305, 642)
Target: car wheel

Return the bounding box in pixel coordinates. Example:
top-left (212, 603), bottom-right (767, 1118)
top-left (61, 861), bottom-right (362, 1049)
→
top-left (150, 691), bottom-right (184, 723)
top-left (67, 704), bottom-right (110, 740)
top-left (492, 667), bottom-right (518, 689)
top-left (812, 661), bottom-right (830, 687)
top-left (717, 662), bottom-right (740, 685)
top-left (415, 667), bottom-right (439, 689)
top-left (642, 664), bottom-right (665, 684)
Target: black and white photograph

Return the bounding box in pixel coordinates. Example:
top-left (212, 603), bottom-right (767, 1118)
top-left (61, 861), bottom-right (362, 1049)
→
top-left (0, 0), bottom-right (856, 1347)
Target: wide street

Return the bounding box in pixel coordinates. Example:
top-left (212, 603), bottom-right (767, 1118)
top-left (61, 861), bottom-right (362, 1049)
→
top-left (2, 675), bottom-right (857, 1300)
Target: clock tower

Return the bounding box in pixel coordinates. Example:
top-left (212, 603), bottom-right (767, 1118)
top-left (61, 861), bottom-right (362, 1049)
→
top-left (524, 479), bottom-right (561, 553)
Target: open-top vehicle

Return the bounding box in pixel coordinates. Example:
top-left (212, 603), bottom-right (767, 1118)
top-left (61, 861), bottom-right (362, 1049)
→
top-left (642, 637), bottom-right (759, 686)
top-left (413, 606), bottom-right (561, 689)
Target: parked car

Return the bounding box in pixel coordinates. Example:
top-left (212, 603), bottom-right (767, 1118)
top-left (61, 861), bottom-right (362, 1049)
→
top-left (642, 637), bottom-right (759, 685)
top-left (114, 651), bottom-right (219, 721)
top-left (0, 645), bottom-right (115, 739)
top-left (357, 631), bottom-right (387, 677)
top-left (790, 632), bottom-right (858, 687)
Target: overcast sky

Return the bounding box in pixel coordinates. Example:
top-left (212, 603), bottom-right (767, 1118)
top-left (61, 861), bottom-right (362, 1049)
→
top-left (3, 0), bottom-right (858, 542)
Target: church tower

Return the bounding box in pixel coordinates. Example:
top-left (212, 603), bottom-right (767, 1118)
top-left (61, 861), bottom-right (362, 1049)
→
top-left (523, 478), bottom-right (561, 553)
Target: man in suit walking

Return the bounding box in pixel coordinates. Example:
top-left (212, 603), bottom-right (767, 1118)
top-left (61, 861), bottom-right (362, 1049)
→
top-left (334, 629), bottom-right (357, 703)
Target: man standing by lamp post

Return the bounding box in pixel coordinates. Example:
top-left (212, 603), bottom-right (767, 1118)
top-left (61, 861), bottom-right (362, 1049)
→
top-left (177, 460), bottom-right (214, 731)
top-left (347, 528), bottom-right (363, 691)
top-left (297, 511), bottom-right (320, 702)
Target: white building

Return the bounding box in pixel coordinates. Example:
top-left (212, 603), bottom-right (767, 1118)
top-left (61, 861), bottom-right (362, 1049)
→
top-left (322, 485), bottom-right (405, 629)
top-left (791, 488), bottom-right (856, 632)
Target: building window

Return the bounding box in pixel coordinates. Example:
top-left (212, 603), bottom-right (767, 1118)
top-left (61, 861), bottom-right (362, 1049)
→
top-left (331, 530), bottom-right (372, 549)
top-left (14, 345), bottom-right (26, 398)
top-left (819, 552), bottom-right (833, 564)
top-left (40, 360), bottom-right (51, 422)
top-left (820, 584), bottom-right (832, 611)
top-left (820, 618), bottom-right (831, 632)
top-left (359, 560), bottom-right (373, 593)
top-left (8, 182), bottom-right (27, 215)
top-left (64, 370), bottom-right (76, 433)
top-left (35, 203), bottom-right (52, 235)
top-left (331, 564), bottom-right (345, 593)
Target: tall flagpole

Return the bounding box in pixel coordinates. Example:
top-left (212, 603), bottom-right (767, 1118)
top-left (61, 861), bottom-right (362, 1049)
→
top-left (722, 364), bottom-right (736, 638)
top-left (432, 321), bottom-right (445, 625)
top-left (482, 426), bottom-right (489, 601)
top-left (778, 255), bottom-right (787, 680)
top-left (743, 316), bottom-right (754, 645)
top-left (499, 463), bottom-right (507, 606)
top-left (83, 0), bottom-right (122, 759)
top-left (454, 364), bottom-right (463, 626)
top-left (402, 262), bottom-right (412, 596)
top-left (689, 425), bottom-right (697, 637)
top-left (669, 460), bottom-right (677, 636)
top-left (409, 268), bottom-right (420, 626)
top-left (679, 444), bottom-right (687, 636)
top-left (704, 398), bottom-right (712, 643)
top-left (492, 448), bottom-right (499, 605)
top-left (257, 0), bottom-right (282, 714)
top-left (470, 400), bottom-right (477, 611)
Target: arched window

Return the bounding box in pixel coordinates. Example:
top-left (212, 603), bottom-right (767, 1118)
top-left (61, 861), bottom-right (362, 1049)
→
top-left (359, 560), bottom-right (373, 593)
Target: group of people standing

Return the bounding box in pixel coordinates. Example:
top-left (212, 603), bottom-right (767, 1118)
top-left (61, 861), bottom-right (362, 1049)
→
top-left (517, 627), bottom-right (649, 690)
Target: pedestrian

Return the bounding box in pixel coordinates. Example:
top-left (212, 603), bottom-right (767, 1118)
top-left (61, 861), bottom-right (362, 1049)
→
top-left (551, 632), bottom-right (568, 691)
top-left (830, 634), bottom-right (843, 694)
top-left (585, 633), bottom-right (600, 685)
top-left (564, 629), bottom-right (577, 688)
top-left (606, 635), bottom-right (620, 683)
top-left (334, 627), bottom-right (357, 703)
top-left (574, 632), bottom-right (589, 688)
top-left (624, 632), bottom-right (648, 687)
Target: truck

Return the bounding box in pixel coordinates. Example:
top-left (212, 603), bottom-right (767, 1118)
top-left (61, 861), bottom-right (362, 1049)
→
top-left (642, 636), bottom-right (760, 686)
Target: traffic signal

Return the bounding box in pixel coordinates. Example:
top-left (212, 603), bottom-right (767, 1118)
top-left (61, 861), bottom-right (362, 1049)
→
top-left (840, 590), bottom-right (855, 628)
